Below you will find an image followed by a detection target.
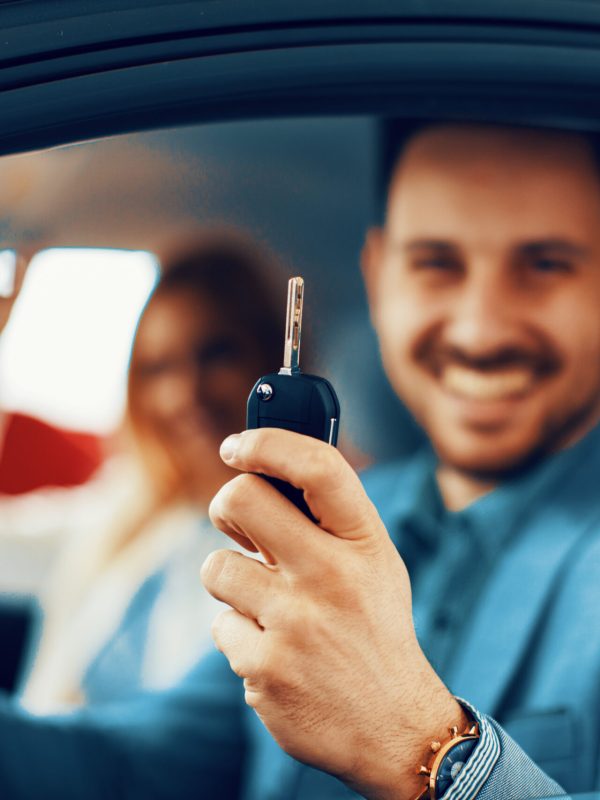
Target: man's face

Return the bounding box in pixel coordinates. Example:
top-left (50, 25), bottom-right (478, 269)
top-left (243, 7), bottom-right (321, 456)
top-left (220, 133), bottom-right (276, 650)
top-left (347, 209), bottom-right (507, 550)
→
top-left (365, 125), bottom-right (600, 477)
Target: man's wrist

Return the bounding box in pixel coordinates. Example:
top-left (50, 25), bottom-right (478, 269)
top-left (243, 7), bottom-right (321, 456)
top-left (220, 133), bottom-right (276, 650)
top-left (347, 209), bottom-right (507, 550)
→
top-left (441, 700), bottom-right (501, 800)
top-left (405, 695), bottom-right (471, 800)
top-left (413, 715), bottom-right (480, 800)
top-left (370, 697), bottom-right (500, 800)
top-left (351, 685), bottom-right (468, 800)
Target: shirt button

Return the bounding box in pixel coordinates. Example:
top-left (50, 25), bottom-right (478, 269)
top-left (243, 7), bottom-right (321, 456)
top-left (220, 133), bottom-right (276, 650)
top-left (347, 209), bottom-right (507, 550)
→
top-left (433, 610), bottom-right (453, 630)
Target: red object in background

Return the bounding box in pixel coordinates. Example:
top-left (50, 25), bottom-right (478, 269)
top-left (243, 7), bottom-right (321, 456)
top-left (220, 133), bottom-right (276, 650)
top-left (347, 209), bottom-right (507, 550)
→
top-left (0, 412), bottom-right (104, 495)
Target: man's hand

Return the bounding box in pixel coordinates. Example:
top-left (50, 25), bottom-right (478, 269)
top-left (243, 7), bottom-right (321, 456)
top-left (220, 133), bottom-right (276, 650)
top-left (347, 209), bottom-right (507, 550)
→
top-left (201, 428), bottom-right (466, 800)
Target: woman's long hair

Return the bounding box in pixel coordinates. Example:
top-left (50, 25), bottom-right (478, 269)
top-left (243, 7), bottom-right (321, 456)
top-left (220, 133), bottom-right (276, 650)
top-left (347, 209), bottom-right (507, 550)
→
top-left (126, 227), bottom-right (284, 504)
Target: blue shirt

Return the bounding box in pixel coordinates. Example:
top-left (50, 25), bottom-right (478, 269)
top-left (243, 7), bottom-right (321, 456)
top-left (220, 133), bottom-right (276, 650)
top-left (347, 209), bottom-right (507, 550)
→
top-left (361, 423), bottom-right (600, 798)
top-left (4, 426), bottom-right (600, 798)
top-left (367, 424), bottom-right (600, 685)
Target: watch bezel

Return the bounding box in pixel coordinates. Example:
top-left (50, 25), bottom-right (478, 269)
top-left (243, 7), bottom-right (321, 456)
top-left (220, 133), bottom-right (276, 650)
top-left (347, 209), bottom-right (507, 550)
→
top-left (428, 732), bottom-right (479, 799)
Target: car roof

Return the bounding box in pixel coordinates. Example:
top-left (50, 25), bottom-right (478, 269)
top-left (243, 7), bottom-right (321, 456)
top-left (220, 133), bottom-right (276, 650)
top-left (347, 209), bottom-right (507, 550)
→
top-left (0, 0), bottom-right (599, 155)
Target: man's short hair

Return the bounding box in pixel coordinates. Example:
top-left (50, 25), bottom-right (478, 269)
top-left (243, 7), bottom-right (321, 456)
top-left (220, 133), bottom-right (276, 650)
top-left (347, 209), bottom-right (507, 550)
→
top-left (376, 118), bottom-right (600, 224)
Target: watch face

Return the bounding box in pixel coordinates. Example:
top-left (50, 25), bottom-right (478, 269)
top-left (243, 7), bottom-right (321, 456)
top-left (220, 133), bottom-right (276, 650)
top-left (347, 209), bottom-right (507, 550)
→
top-left (435, 738), bottom-right (478, 798)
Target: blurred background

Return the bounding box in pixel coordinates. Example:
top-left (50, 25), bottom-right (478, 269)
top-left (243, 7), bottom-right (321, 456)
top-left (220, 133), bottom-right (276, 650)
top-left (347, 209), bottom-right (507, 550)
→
top-left (0, 117), bottom-right (421, 458)
top-left (0, 116), bottom-right (424, 705)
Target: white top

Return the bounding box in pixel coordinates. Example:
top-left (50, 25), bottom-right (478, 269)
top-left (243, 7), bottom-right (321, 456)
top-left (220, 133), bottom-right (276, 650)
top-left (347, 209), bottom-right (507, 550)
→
top-left (0, 458), bottom-right (233, 713)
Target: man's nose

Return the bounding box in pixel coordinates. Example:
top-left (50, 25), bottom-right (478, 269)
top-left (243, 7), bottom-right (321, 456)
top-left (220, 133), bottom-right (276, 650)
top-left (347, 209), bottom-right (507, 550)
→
top-left (444, 269), bottom-right (519, 359)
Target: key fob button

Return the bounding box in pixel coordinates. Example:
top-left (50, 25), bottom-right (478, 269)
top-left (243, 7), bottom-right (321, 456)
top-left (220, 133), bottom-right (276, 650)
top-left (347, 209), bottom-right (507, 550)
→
top-left (256, 382), bottom-right (274, 401)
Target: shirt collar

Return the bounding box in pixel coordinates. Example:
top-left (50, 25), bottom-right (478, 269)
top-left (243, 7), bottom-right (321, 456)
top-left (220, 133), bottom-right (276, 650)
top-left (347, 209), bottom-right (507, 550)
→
top-left (381, 446), bottom-right (442, 552)
top-left (386, 421), bottom-right (600, 561)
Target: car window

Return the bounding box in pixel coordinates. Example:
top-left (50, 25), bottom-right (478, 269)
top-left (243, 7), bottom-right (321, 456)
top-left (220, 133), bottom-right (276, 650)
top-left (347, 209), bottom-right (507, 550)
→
top-left (0, 247), bottom-right (157, 432)
top-left (0, 7), bottom-right (598, 795)
top-left (0, 118), bottom-right (422, 463)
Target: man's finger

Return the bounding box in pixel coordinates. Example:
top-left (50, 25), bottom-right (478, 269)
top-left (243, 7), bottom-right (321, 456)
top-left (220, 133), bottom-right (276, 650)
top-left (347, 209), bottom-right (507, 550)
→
top-left (211, 608), bottom-right (263, 679)
top-left (219, 428), bottom-right (380, 540)
top-left (201, 549), bottom-right (282, 626)
top-left (209, 472), bottom-right (321, 568)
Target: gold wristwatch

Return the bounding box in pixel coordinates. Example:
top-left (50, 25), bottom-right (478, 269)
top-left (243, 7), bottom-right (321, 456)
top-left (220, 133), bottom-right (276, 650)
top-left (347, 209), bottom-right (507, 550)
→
top-left (413, 721), bottom-right (480, 800)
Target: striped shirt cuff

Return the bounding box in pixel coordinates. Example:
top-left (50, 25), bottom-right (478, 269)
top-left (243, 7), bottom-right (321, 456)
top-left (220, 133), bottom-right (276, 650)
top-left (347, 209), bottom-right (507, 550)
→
top-left (442, 698), bottom-right (501, 800)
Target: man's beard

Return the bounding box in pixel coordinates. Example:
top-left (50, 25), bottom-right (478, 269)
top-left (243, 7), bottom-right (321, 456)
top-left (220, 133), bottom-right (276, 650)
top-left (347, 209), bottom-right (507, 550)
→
top-left (412, 328), bottom-right (577, 481)
top-left (435, 385), bottom-right (600, 484)
top-left (414, 330), bottom-right (562, 388)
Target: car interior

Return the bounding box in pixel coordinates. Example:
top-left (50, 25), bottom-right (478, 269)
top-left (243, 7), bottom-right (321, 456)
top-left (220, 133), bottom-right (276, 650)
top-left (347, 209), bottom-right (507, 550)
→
top-left (0, 2), bottom-right (599, 797)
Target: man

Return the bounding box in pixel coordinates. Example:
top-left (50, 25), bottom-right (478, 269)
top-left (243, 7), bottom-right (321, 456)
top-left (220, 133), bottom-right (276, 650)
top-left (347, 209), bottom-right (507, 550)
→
top-left (201, 123), bottom-right (600, 798)
top-left (0, 123), bottom-right (596, 799)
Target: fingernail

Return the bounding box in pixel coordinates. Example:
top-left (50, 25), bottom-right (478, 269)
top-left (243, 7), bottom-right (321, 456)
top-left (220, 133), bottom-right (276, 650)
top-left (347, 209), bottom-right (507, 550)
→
top-left (220, 434), bottom-right (240, 462)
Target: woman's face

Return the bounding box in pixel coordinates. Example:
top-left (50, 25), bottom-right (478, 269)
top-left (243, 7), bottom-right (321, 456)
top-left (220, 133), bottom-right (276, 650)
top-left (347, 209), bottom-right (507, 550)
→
top-left (131, 288), bottom-right (265, 478)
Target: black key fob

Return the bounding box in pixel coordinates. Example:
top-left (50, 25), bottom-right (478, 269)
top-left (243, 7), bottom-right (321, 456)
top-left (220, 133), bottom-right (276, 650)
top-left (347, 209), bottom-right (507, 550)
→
top-left (246, 277), bottom-right (340, 520)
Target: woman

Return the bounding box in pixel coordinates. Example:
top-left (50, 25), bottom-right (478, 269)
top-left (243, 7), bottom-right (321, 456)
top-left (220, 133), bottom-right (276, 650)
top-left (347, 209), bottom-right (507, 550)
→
top-left (20, 229), bottom-right (283, 712)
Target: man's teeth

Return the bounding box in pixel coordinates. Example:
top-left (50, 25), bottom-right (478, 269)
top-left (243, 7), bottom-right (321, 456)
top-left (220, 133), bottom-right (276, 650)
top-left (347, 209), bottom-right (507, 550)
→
top-left (442, 365), bottom-right (534, 400)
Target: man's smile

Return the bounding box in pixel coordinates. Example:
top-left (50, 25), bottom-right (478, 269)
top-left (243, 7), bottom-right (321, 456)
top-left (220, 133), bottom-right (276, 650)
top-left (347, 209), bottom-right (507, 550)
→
top-left (442, 364), bottom-right (536, 402)
top-left (423, 361), bottom-right (559, 432)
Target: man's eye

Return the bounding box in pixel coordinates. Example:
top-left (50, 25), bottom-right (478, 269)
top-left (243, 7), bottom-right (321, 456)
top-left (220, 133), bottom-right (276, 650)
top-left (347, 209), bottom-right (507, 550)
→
top-left (412, 257), bottom-right (460, 272)
top-left (530, 258), bottom-right (573, 274)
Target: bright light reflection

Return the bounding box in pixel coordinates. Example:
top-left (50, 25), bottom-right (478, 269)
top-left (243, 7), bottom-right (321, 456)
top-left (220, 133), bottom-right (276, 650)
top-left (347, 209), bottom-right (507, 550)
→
top-left (0, 250), bottom-right (17, 298)
top-left (0, 248), bottom-right (158, 433)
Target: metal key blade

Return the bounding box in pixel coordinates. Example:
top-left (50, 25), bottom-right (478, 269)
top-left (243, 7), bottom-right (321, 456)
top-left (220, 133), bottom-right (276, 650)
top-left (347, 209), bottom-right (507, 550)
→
top-left (280, 276), bottom-right (304, 375)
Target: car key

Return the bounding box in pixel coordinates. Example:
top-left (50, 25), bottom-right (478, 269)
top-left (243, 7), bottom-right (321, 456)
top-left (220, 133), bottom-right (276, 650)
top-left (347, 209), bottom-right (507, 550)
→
top-left (246, 276), bottom-right (340, 520)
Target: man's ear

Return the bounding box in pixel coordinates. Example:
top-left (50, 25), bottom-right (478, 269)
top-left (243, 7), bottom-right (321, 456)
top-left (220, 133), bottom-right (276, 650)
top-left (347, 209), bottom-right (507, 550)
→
top-left (360, 227), bottom-right (384, 322)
